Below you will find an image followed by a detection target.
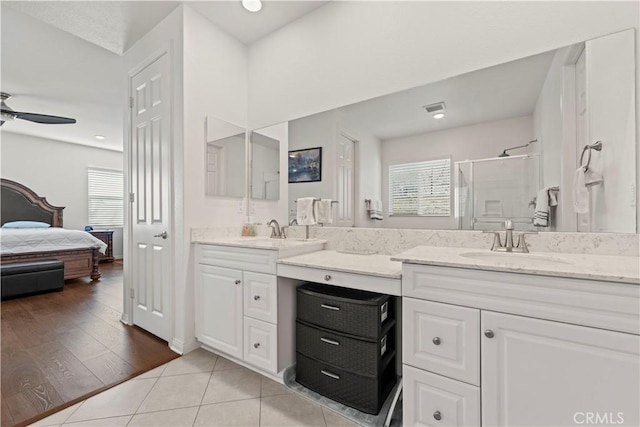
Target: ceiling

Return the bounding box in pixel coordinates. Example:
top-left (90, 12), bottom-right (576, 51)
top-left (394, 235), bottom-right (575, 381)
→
top-left (339, 49), bottom-right (556, 141)
top-left (0, 1), bottom-right (329, 151)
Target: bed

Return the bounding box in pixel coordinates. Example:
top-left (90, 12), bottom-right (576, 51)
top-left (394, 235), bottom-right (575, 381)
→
top-left (0, 178), bottom-right (105, 280)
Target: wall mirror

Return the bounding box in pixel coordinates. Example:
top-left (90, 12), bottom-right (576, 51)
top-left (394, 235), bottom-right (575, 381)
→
top-left (250, 123), bottom-right (284, 201)
top-left (288, 29), bottom-right (636, 233)
top-left (205, 115), bottom-right (246, 198)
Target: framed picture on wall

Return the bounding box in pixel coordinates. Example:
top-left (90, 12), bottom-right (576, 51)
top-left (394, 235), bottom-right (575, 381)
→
top-left (288, 147), bottom-right (322, 183)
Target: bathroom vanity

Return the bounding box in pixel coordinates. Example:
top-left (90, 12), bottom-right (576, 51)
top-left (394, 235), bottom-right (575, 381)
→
top-left (393, 247), bottom-right (640, 427)
top-left (192, 229), bottom-right (640, 427)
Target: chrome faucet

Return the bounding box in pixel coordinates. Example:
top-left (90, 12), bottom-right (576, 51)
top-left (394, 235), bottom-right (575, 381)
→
top-left (486, 219), bottom-right (534, 253)
top-left (289, 218), bottom-right (298, 226)
top-left (267, 219), bottom-right (283, 239)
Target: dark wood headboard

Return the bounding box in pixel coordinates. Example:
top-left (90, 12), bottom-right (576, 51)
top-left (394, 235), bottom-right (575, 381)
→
top-left (1, 179), bottom-right (64, 227)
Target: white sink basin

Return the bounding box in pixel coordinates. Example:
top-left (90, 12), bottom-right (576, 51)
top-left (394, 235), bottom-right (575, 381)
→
top-left (459, 251), bottom-right (573, 267)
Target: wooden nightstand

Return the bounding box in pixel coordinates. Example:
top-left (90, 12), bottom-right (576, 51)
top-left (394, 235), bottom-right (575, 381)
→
top-left (89, 230), bottom-right (114, 263)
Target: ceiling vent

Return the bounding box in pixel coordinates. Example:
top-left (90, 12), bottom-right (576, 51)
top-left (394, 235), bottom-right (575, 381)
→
top-left (422, 102), bottom-right (446, 113)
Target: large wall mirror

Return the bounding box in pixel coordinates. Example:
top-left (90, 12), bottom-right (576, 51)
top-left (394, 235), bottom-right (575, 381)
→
top-left (288, 29), bottom-right (636, 233)
top-left (205, 115), bottom-right (246, 198)
top-left (250, 123), bottom-right (284, 201)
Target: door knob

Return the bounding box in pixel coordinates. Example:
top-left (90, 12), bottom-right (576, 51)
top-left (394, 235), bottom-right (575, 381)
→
top-left (154, 231), bottom-right (168, 239)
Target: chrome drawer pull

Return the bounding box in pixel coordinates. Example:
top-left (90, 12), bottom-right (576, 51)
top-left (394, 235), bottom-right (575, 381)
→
top-left (432, 337), bottom-right (441, 345)
top-left (433, 411), bottom-right (442, 421)
top-left (254, 295), bottom-right (261, 301)
top-left (324, 274), bottom-right (332, 281)
top-left (254, 343), bottom-right (260, 349)
top-left (320, 304), bottom-right (340, 311)
top-left (320, 370), bottom-right (340, 380)
top-left (320, 337), bottom-right (340, 346)
top-left (234, 280), bottom-right (241, 285)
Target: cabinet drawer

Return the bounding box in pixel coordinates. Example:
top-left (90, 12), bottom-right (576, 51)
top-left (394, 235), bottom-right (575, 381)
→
top-left (197, 244), bottom-right (277, 274)
top-left (243, 317), bottom-right (278, 373)
top-left (297, 283), bottom-right (392, 339)
top-left (403, 364), bottom-right (480, 427)
top-left (243, 272), bottom-right (277, 323)
top-left (296, 320), bottom-right (395, 377)
top-left (403, 298), bottom-right (480, 386)
top-left (296, 352), bottom-right (396, 415)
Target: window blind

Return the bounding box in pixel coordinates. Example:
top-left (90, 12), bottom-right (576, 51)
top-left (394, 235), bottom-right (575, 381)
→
top-left (388, 158), bottom-right (451, 217)
top-left (88, 168), bottom-right (124, 227)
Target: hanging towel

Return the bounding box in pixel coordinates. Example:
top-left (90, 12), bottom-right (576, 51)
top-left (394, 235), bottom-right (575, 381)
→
top-left (315, 199), bottom-right (333, 224)
top-left (533, 187), bottom-right (559, 227)
top-left (369, 199), bottom-right (383, 220)
top-left (585, 168), bottom-right (604, 187)
top-left (296, 198), bottom-right (317, 225)
top-left (573, 166), bottom-right (589, 214)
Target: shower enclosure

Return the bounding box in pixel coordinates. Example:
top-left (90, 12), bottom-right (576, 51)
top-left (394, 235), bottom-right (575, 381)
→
top-left (455, 154), bottom-right (540, 231)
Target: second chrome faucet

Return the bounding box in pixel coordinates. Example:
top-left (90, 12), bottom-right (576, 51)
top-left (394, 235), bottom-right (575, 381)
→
top-left (485, 220), bottom-right (534, 253)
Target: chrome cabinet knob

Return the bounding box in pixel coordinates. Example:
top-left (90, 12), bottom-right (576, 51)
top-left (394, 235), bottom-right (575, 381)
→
top-left (254, 295), bottom-right (260, 301)
top-left (484, 329), bottom-right (495, 338)
top-left (324, 275), bottom-right (331, 281)
top-left (432, 337), bottom-right (441, 345)
top-left (433, 411), bottom-right (442, 421)
top-left (235, 280), bottom-right (241, 285)
top-left (254, 343), bottom-right (260, 349)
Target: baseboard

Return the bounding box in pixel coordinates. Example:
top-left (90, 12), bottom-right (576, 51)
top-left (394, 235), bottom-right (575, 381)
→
top-left (170, 337), bottom-right (199, 355)
top-left (120, 312), bottom-right (131, 325)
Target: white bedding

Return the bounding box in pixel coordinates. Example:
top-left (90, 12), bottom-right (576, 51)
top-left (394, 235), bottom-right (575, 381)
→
top-left (0, 228), bottom-right (107, 255)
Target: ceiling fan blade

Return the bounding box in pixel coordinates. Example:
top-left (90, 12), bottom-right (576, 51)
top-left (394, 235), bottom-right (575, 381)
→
top-left (1, 109), bottom-right (76, 125)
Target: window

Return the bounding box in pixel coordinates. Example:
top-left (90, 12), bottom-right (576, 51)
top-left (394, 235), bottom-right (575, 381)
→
top-left (88, 168), bottom-right (124, 227)
top-left (388, 158), bottom-right (451, 217)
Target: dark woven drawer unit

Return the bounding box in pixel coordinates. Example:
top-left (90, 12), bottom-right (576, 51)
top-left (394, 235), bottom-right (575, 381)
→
top-left (295, 282), bottom-right (397, 415)
top-left (296, 352), bottom-right (396, 415)
top-left (296, 319), bottom-right (395, 377)
top-left (296, 283), bottom-right (392, 340)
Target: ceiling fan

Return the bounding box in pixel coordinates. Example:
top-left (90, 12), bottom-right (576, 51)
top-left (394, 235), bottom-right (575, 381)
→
top-left (0, 92), bottom-right (76, 126)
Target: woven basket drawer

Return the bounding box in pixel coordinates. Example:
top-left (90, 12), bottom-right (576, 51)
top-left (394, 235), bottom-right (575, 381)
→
top-left (296, 283), bottom-right (392, 339)
top-left (296, 352), bottom-right (396, 415)
top-left (296, 319), bottom-right (395, 377)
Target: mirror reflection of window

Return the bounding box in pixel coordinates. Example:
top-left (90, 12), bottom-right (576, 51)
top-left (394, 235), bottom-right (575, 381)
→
top-left (205, 116), bottom-right (246, 198)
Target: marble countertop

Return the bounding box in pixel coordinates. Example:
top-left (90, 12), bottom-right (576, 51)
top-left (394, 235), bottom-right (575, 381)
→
top-left (191, 235), bottom-right (326, 251)
top-left (391, 246), bottom-right (640, 284)
top-left (278, 250), bottom-right (402, 279)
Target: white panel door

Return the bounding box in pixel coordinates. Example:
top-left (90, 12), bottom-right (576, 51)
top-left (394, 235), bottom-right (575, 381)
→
top-left (195, 264), bottom-right (243, 359)
top-left (482, 311), bottom-right (640, 427)
top-left (129, 52), bottom-right (172, 341)
top-left (335, 132), bottom-right (355, 227)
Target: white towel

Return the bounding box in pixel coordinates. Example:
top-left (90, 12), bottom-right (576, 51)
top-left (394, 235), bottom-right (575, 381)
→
top-left (369, 199), bottom-right (383, 220)
top-left (585, 168), bottom-right (604, 187)
top-left (533, 187), bottom-right (558, 227)
top-left (315, 199), bottom-right (333, 224)
top-left (573, 167), bottom-right (589, 214)
top-left (296, 198), bottom-right (317, 225)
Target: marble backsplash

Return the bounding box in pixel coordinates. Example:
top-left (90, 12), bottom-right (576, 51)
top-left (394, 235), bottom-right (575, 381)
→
top-left (192, 226), bottom-right (639, 257)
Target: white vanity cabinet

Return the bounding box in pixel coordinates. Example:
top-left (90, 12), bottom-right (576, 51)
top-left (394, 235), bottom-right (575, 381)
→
top-left (402, 264), bottom-right (640, 427)
top-left (194, 244), bottom-right (295, 375)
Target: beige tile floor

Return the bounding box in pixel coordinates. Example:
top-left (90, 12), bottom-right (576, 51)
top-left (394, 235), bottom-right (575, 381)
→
top-left (29, 349), bottom-right (359, 427)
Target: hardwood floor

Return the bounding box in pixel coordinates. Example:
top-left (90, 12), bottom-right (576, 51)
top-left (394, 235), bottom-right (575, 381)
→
top-left (1, 262), bottom-right (179, 427)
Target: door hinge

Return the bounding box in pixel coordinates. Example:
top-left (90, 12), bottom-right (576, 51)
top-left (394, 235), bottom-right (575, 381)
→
top-left (129, 97), bottom-right (134, 108)
top-left (129, 192), bottom-right (135, 203)
top-left (130, 287), bottom-right (135, 299)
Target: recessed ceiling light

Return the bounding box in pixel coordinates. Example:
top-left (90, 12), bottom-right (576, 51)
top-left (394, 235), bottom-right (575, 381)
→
top-left (242, 0), bottom-right (262, 12)
top-left (433, 113), bottom-right (445, 120)
top-left (95, 135), bottom-right (106, 140)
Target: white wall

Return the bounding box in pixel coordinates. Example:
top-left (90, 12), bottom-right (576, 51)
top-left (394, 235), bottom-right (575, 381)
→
top-left (1, 132), bottom-right (125, 257)
top-left (381, 116), bottom-right (534, 229)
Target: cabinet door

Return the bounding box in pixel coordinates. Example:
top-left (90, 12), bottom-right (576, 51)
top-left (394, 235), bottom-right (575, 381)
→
top-left (195, 264), bottom-right (243, 359)
top-left (403, 364), bottom-right (480, 427)
top-left (243, 272), bottom-right (277, 324)
top-left (482, 311), bottom-right (640, 427)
